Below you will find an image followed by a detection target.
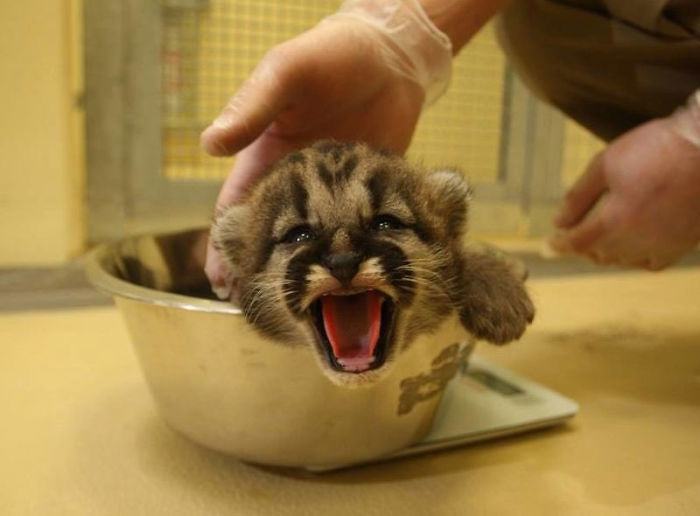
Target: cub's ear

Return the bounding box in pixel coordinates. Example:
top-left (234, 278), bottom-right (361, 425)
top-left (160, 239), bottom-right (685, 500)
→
top-left (210, 204), bottom-right (251, 278)
top-left (425, 169), bottom-right (471, 239)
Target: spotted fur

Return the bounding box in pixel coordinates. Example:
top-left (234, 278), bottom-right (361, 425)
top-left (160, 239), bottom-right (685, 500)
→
top-left (212, 140), bottom-right (534, 380)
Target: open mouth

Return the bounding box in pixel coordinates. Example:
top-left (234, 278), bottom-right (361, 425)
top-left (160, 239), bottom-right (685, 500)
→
top-left (308, 290), bottom-right (396, 374)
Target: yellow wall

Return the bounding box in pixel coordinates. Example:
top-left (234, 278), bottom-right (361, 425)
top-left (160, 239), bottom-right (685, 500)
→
top-left (0, 0), bottom-right (84, 266)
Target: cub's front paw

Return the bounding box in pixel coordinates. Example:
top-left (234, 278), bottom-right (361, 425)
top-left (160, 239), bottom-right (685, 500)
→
top-left (458, 253), bottom-right (535, 344)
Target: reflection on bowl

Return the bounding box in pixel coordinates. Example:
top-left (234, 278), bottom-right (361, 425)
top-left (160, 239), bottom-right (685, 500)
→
top-left (85, 228), bottom-right (469, 468)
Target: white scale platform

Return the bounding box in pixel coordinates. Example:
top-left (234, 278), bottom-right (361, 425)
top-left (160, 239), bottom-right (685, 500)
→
top-left (318, 355), bottom-right (578, 471)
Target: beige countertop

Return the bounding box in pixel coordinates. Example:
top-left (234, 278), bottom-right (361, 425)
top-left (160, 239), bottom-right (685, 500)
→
top-left (2, 268), bottom-right (700, 515)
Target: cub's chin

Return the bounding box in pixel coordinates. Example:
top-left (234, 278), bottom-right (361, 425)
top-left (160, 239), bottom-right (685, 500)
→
top-left (304, 288), bottom-right (400, 387)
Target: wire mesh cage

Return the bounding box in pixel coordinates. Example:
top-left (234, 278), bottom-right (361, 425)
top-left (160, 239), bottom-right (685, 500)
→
top-left (160, 0), bottom-right (508, 184)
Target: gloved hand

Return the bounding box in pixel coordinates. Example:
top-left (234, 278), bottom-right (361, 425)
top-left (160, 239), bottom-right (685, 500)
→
top-left (200, 0), bottom-right (453, 299)
top-left (549, 90), bottom-right (700, 270)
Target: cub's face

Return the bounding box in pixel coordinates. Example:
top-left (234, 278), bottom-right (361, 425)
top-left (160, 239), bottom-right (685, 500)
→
top-left (212, 141), bottom-right (472, 383)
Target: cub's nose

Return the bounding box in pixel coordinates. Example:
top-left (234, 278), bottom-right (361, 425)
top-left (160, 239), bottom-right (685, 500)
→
top-left (323, 252), bottom-right (362, 284)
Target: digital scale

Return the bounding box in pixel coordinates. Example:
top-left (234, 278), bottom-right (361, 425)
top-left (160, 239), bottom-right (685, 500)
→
top-left (318, 354), bottom-right (578, 471)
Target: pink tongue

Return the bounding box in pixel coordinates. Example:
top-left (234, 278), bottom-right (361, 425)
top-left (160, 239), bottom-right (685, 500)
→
top-left (321, 292), bottom-right (382, 371)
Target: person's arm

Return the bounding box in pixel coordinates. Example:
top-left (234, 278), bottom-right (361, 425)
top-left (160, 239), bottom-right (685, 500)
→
top-left (419, 0), bottom-right (511, 54)
top-left (200, 0), bottom-right (508, 159)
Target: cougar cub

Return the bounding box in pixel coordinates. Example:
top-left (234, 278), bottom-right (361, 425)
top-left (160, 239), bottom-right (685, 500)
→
top-left (212, 141), bottom-right (534, 382)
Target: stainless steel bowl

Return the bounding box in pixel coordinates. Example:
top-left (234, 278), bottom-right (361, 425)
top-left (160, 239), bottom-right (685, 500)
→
top-left (86, 228), bottom-right (470, 468)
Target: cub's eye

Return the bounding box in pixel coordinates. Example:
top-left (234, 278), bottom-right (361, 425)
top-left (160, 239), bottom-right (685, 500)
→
top-left (280, 225), bottom-right (315, 244)
top-left (371, 214), bottom-right (405, 232)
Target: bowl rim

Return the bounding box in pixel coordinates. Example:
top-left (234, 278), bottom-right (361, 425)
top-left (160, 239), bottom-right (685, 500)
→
top-left (84, 243), bottom-right (241, 315)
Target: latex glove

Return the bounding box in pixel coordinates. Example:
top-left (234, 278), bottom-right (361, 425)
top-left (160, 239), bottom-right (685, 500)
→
top-left (549, 94), bottom-right (700, 270)
top-left (200, 0), bottom-right (452, 299)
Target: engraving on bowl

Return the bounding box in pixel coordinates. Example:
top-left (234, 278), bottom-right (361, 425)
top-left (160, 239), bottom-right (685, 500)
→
top-left (397, 342), bottom-right (464, 416)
